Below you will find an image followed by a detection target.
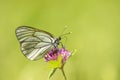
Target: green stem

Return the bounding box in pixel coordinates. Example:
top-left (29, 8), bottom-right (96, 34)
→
top-left (61, 68), bottom-right (67, 80)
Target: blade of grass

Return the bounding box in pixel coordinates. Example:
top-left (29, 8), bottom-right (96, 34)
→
top-left (48, 68), bottom-right (57, 79)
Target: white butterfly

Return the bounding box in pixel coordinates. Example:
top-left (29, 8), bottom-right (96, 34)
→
top-left (16, 26), bottom-right (61, 61)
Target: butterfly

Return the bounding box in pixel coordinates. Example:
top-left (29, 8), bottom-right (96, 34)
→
top-left (16, 26), bottom-right (62, 61)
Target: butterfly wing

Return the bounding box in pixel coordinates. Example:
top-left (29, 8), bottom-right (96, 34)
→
top-left (16, 26), bottom-right (55, 60)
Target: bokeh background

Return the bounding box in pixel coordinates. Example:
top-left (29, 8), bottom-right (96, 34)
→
top-left (0, 0), bottom-right (120, 80)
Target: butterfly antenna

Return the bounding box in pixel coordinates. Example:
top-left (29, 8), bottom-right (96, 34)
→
top-left (59, 25), bottom-right (72, 37)
top-left (60, 32), bottom-right (72, 37)
top-left (60, 25), bottom-right (68, 36)
top-left (60, 36), bottom-right (67, 46)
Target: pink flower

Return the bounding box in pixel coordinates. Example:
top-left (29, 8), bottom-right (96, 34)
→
top-left (44, 48), bottom-right (71, 64)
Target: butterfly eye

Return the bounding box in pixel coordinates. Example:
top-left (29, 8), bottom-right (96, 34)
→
top-left (59, 37), bottom-right (61, 40)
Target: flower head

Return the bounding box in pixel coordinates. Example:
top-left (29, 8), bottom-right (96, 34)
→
top-left (45, 48), bottom-right (72, 80)
top-left (44, 48), bottom-right (71, 66)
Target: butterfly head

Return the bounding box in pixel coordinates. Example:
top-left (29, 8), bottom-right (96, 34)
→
top-left (54, 32), bottom-right (71, 47)
top-left (54, 37), bottom-right (61, 45)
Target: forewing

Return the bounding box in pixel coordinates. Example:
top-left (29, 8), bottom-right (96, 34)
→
top-left (16, 26), bottom-right (55, 60)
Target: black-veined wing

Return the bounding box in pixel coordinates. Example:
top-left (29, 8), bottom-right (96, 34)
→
top-left (16, 26), bottom-right (55, 60)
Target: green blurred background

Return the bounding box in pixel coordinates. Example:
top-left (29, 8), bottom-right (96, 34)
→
top-left (0, 0), bottom-right (120, 80)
